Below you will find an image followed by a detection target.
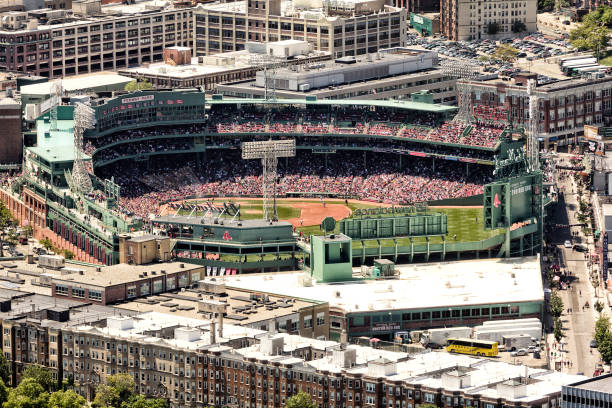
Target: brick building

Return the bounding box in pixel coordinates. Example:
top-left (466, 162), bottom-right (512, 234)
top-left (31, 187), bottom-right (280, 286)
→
top-left (461, 73), bottom-right (612, 148)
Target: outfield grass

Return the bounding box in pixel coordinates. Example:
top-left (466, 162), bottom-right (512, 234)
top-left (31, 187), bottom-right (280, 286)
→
top-left (296, 207), bottom-right (503, 246)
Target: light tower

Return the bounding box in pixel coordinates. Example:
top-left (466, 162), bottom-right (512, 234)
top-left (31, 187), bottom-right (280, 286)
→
top-left (440, 60), bottom-right (479, 123)
top-left (72, 102), bottom-right (96, 194)
top-left (249, 54), bottom-right (286, 100)
top-left (527, 78), bottom-right (540, 171)
top-left (241, 139), bottom-right (296, 221)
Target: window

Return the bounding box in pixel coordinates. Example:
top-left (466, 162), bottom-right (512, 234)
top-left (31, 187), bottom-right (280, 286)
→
top-left (72, 288), bottom-right (85, 298)
top-left (55, 285), bottom-right (68, 296)
top-left (316, 312), bottom-right (325, 326)
top-left (424, 393), bottom-right (435, 403)
top-left (303, 315), bottom-right (313, 328)
top-left (127, 285), bottom-right (137, 298)
top-left (88, 290), bottom-right (102, 301)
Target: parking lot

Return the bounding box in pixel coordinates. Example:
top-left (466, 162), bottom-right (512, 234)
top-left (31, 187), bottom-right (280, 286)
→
top-left (406, 31), bottom-right (574, 80)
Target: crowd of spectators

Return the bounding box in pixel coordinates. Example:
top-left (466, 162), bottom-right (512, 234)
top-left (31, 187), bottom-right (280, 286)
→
top-left (98, 151), bottom-right (492, 219)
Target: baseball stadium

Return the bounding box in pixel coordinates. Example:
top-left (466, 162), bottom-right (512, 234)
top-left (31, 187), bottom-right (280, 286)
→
top-left (2, 89), bottom-right (552, 273)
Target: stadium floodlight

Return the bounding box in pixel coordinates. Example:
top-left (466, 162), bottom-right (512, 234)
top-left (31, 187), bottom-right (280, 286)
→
top-left (72, 102), bottom-right (96, 194)
top-left (249, 54), bottom-right (287, 101)
top-left (242, 139), bottom-right (296, 221)
top-left (441, 60), bottom-right (479, 123)
top-left (527, 79), bottom-right (540, 171)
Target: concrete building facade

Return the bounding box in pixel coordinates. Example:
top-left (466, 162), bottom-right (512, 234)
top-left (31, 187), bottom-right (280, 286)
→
top-left (440, 0), bottom-right (536, 41)
top-left (193, 0), bottom-right (407, 59)
top-left (0, 2), bottom-right (193, 78)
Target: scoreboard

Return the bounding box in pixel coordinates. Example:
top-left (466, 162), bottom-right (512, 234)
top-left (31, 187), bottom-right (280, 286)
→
top-left (483, 173), bottom-right (542, 230)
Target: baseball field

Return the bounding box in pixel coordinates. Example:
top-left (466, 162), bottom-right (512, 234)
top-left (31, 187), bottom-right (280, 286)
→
top-left (162, 197), bottom-right (503, 244)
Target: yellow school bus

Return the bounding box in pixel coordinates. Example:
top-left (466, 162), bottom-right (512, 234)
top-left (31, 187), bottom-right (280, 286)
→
top-left (445, 338), bottom-right (498, 357)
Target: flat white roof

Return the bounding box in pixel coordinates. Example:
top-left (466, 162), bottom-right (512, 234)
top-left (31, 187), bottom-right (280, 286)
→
top-left (222, 257), bottom-right (543, 313)
top-left (21, 74), bottom-right (132, 96)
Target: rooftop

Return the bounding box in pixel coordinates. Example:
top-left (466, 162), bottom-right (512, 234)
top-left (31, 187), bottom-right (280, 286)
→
top-left (116, 286), bottom-right (322, 326)
top-left (20, 74), bottom-right (132, 97)
top-left (72, 311), bottom-right (266, 350)
top-left (221, 257), bottom-right (543, 313)
top-left (570, 374), bottom-right (612, 393)
top-left (207, 97), bottom-right (457, 113)
top-left (15, 259), bottom-right (203, 287)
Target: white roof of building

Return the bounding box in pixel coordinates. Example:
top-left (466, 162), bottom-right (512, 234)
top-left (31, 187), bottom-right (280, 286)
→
top-left (20, 74), bottom-right (132, 96)
top-left (71, 311), bottom-right (266, 350)
top-left (223, 257), bottom-right (543, 313)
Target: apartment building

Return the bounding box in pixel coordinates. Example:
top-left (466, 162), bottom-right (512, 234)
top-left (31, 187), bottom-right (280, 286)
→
top-left (193, 0), bottom-right (407, 59)
top-left (440, 0), bottom-right (536, 41)
top-left (0, 0), bottom-right (193, 78)
top-left (461, 73), bottom-right (612, 147)
top-left (0, 289), bottom-right (585, 408)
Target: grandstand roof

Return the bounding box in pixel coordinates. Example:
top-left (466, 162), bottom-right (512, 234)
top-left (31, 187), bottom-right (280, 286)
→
top-left (207, 98), bottom-right (457, 113)
top-left (154, 215), bottom-right (292, 229)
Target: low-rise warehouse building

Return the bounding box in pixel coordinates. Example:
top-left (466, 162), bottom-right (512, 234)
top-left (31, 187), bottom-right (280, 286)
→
top-left (217, 256), bottom-right (544, 341)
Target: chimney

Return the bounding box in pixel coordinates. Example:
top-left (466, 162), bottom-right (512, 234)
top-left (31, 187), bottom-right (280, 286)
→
top-left (340, 329), bottom-right (348, 347)
top-left (210, 321), bottom-right (216, 344)
top-left (217, 313), bottom-right (223, 339)
top-left (31, 304), bottom-right (36, 314)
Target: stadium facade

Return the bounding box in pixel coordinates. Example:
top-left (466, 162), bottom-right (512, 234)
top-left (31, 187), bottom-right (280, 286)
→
top-left (2, 90), bottom-right (551, 272)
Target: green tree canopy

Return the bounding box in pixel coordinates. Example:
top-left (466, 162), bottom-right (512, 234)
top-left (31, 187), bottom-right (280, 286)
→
top-left (0, 353), bottom-right (11, 385)
top-left (538, 0), bottom-right (554, 11)
top-left (493, 44), bottom-right (520, 63)
top-left (48, 389), bottom-right (87, 408)
top-left (22, 365), bottom-right (55, 392)
top-left (286, 391), bottom-right (317, 408)
top-left (570, 7), bottom-right (611, 57)
top-left (4, 378), bottom-right (48, 408)
top-left (125, 80), bottom-right (153, 92)
top-left (549, 290), bottom-right (564, 318)
top-left (125, 395), bottom-right (169, 408)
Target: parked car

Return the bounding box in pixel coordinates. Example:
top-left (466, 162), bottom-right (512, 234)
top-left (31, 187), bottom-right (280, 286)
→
top-left (527, 345), bottom-right (539, 353)
top-left (564, 240), bottom-right (572, 248)
top-left (590, 339), bottom-right (598, 348)
top-left (511, 349), bottom-right (528, 357)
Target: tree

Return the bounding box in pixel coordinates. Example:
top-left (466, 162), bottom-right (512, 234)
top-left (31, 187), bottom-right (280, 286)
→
top-left (583, 5), bottom-right (612, 27)
top-left (4, 378), bottom-right (49, 408)
top-left (0, 378), bottom-right (9, 406)
top-left (23, 225), bottom-right (33, 239)
top-left (538, 0), bottom-right (554, 11)
top-left (0, 353), bottom-right (11, 385)
top-left (22, 365), bottom-right (55, 392)
top-left (62, 249), bottom-right (75, 260)
top-left (126, 395), bottom-right (169, 408)
top-left (0, 203), bottom-right (14, 257)
top-left (93, 374), bottom-right (135, 408)
top-left (512, 20), bottom-right (527, 33)
top-left (486, 21), bottom-right (500, 35)
top-left (92, 384), bottom-right (120, 408)
top-left (493, 44), bottom-right (519, 63)
top-left (40, 237), bottom-right (54, 252)
top-left (595, 300), bottom-right (604, 313)
top-left (570, 21), bottom-right (610, 58)
top-left (125, 80), bottom-right (153, 92)
top-left (598, 331), bottom-right (612, 363)
top-left (595, 315), bottom-right (611, 347)
top-left (48, 389), bottom-right (87, 408)
top-left (549, 290), bottom-right (564, 318)
top-left (286, 391), bottom-right (317, 408)
top-left (554, 317), bottom-right (564, 342)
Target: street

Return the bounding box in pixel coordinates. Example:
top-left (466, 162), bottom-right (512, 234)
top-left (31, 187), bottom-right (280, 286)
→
top-left (547, 153), bottom-right (601, 375)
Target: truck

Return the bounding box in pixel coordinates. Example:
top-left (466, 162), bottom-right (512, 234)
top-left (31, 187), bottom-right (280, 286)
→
top-left (38, 254), bottom-right (65, 269)
top-left (503, 334), bottom-right (537, 351)
top-left (474, 326), bottom-right (542, 344)
top-left (421, 327), bottom-right (472, 348)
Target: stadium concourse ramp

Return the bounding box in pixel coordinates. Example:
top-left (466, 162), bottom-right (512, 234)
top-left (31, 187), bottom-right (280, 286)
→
top-left (297, 222), bottom-right (539, 267)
